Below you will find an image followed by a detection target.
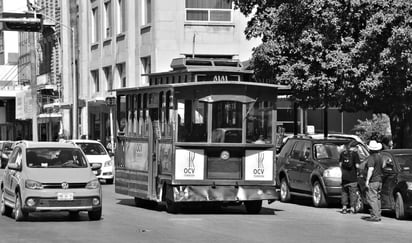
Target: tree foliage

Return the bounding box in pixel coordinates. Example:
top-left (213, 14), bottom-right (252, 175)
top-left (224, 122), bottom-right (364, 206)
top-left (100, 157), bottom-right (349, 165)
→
top-left (234, 0), bottom-right (412, 147)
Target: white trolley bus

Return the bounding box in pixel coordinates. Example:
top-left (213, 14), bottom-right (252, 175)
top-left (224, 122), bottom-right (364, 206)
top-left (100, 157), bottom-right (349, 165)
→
top-left (114, 57), bottom-right (289, 213)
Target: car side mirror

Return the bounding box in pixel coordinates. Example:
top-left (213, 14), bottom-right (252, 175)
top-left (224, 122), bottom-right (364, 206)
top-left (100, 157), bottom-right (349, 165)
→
top-left (91, 163), bottom-right (102, 171)
top-left (8, 163), bottom-right (21, 171)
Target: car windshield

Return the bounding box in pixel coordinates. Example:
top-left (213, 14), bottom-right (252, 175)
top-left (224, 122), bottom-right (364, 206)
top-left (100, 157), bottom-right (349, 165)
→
top-left (394, 154), bottom-right (412, 172)
top-left (76, 143), bottom-right (107, 155)
top-left (314, 142), bottom-right (346, 160)
top-left (26, 148), bottom-right (88, 168)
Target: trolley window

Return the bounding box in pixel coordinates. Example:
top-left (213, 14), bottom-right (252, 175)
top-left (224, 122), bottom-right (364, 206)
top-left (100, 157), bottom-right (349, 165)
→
top-left (177, 99), bottom-right (207, 142)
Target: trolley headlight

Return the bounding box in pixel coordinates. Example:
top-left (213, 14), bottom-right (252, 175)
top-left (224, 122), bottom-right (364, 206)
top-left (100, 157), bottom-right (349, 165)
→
top-left (86, 179), bottom-right (100, 189)
top-left (104, 159), bottom-right (113, 167)
top-left (323, 167), bottom-right (342, 178)
top-left (25, 179), bottom-right (44, 190)
top-left (406, 182), bottom-right (412, 190)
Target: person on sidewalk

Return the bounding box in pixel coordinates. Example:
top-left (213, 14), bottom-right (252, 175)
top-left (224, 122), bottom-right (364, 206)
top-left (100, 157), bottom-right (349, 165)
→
top-left (364, 140), bottom-right (385, 222)
top-left (339, 142), bottom-right (361, 214)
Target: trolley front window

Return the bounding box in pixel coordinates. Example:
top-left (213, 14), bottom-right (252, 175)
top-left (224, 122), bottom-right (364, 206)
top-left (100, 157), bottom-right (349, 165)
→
top-left (177, 99), bottom-right (208, 142)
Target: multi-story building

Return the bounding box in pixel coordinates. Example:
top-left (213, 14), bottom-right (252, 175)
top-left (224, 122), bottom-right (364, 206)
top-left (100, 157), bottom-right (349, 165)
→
top-left (0, 0), bottom-right (31, 140)
top-left (15, 0), bottom-right (75, 141)
top-left (75, 0), bottom-right (260, 143)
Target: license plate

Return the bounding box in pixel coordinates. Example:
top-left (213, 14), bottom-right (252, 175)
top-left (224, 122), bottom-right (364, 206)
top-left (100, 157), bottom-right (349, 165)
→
top-left (57, 192), bottom-right (74, 201)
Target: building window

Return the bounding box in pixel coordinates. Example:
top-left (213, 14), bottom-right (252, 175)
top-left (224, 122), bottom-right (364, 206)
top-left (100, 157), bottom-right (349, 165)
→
top-left (104, 1), bottom-right (112, 38)
top-left (91, 7), bottom-right (99, 42)
top-left (116, 63), bottom-right (126, 88)
top-left (141, 56), bottom-right (151, 85)
top-left (141, 0), bottom-right (151, 26)
top-left (103, 66), bottom-right (112, 91)
top-left (91, 70), bottom-right (99, 92)
top-left (185, 0), bottom-right (232, 22)
top-left (116, 0), bottom-right (126, 34)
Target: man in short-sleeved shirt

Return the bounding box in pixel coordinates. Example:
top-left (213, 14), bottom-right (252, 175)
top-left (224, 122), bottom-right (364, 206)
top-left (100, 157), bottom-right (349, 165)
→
top-left (364, 140), bottom-right (385, 222)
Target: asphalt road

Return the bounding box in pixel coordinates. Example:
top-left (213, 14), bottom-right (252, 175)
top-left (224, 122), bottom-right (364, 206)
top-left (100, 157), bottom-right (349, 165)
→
top-left (0, 169), bottom-right (411, 243)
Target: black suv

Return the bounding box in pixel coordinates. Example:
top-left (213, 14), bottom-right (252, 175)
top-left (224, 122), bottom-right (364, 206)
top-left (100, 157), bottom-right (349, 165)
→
top-left (276, 135), bottom-right (369, 207)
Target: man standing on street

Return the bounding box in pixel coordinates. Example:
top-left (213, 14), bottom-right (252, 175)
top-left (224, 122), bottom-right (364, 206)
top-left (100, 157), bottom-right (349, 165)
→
top-left (339, 142), bottom-right (361, 214)
top-left (364, 140), bottom-right (385, 222)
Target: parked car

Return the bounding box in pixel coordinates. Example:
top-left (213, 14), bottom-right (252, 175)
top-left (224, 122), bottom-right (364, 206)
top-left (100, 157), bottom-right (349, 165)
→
top-left (358, 149), bottom-right (412, 219)
top-left (0, 141), bottom-right (14, 168)
top-left (66, 139), bottom-right (114, 184)
top-left (0, 141), bottom-right (102, 221)
top-left (276, 135), bottom-right (370, 208)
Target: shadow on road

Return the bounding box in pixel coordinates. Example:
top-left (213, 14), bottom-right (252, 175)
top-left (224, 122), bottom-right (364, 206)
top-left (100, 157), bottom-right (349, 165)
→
top-left (0, 211), bottom-right (102, 222)
top-left (116, 197), bottom-right (282, 215)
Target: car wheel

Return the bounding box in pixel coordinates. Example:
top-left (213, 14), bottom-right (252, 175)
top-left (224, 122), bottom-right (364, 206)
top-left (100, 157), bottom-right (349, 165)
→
top-left (106, 178), bottom-right (114, 184)
top-left (312, 181), bottom-right (328, 208)
top-left (244, 200), bottom-right (262, 214)
top-left (0, 189), bottom-right (12, 216)
top-left (14, 192), bottom-right (27, 221)
top-left (354, 189), bottom-right (365, 213)
top-left (395, 192), bottom-right (407, 220)
top-left (280, 178), bottom-right (291, 202)
top-left (88, 208), bottom-right (102, 221)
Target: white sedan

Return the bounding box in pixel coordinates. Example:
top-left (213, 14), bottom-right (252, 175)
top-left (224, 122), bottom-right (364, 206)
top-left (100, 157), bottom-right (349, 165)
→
top-left (67, 140), bottom-right (114, 184)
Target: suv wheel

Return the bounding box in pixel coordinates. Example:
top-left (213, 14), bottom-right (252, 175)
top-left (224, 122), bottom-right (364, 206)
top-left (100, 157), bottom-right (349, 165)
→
top-left (0, 189), bottom-right (12, 216)
top-left (14, 192), bottom-right (27, 221)
top-left (395, 192), bottom-right (407, 220)
top-left (280, 178), bottom-right (291, 202)
top-left (312, 181), bottom-right (327, 207)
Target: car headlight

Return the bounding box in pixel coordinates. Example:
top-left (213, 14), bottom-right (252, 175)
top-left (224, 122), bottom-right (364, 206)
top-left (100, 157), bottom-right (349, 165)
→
top-left (104, 160), bottom-right (113, 167)
top-left (406, 182), bottom-right (412, 190)
top-left (323, 167), bottom-right (342, 178)
top-left (86, 179), bottom-right (101, 189)
top-left (25, 179), bottom-right (44, 190)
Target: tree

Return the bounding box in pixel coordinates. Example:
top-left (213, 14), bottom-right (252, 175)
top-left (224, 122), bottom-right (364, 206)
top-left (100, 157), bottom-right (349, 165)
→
top-left (234, 0), bottom-right (412, 148)
top-left (353, 113), bottom-right (391, 143)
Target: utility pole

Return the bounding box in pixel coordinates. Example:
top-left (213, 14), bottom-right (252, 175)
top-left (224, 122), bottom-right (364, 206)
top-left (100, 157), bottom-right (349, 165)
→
top-left (31, 24), bottom-right (38, 141)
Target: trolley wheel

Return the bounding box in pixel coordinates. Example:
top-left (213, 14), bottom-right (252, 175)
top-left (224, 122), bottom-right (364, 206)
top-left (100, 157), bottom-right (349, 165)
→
top-left (244, 200), bottom-right (262, 214)
top-left (134, 197), bottom-right (157, 209)
top-left (166, 200), bottom-right (180, 214)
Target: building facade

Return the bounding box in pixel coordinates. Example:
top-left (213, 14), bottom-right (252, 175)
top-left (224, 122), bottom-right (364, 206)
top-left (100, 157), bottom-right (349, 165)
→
top-left (15, 0), bottom-right (75, 141)
top-left (75, 0), bottom-right (260, 144)
top-left (0, 0), bottom-right (31, 140)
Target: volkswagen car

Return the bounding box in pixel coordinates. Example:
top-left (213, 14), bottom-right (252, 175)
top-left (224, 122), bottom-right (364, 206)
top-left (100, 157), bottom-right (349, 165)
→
top-left (0, 141), bottom-right (102, 221)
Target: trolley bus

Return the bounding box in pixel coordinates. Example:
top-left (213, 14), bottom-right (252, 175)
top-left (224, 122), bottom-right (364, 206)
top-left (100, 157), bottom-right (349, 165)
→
top-left (114, 57), bottom-right (289, 213)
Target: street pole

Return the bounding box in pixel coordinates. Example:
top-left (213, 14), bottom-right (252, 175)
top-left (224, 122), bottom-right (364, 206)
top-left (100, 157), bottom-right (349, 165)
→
top-left (31, 14), bottom-right (38, 141)
top-left (72, 27), bottom-right (78, 139)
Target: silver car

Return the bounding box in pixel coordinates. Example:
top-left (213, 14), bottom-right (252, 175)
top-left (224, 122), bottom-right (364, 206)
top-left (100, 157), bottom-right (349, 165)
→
top-left (0, 141), bottom-right (102, 221)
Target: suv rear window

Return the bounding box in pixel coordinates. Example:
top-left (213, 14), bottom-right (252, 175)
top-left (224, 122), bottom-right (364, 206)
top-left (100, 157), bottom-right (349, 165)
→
top-left (26, 148), bottom-right (88, 168)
